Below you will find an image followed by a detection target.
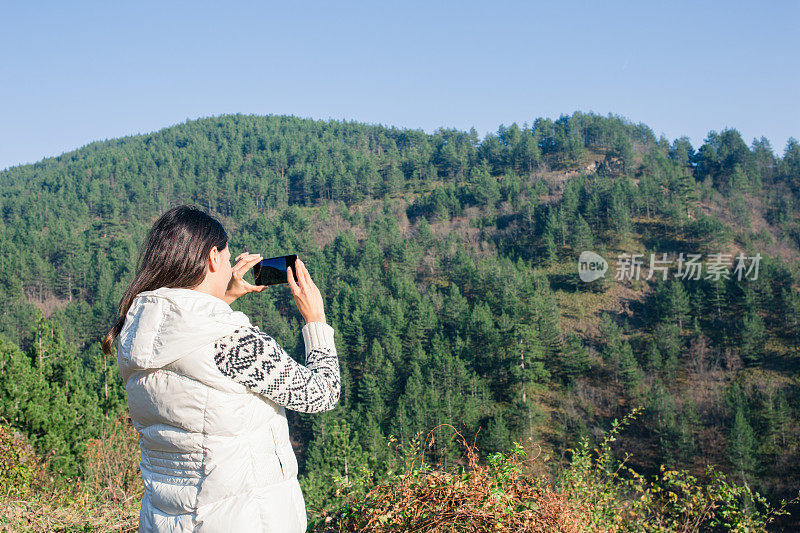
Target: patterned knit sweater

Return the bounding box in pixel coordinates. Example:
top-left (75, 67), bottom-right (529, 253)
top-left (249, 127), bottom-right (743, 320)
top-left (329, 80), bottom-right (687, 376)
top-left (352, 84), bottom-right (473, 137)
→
top-left (213, 321), bottom-right (341, 413)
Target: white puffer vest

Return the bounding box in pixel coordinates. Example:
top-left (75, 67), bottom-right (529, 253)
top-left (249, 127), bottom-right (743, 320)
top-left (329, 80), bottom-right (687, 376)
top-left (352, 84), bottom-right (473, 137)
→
top-left (117, 286), bottom-right (312, 532)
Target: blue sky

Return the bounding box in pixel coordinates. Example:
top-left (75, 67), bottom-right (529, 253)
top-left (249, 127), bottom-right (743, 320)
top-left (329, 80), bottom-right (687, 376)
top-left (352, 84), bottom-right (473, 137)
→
top-left (1, 1), bottom-right (798, 171)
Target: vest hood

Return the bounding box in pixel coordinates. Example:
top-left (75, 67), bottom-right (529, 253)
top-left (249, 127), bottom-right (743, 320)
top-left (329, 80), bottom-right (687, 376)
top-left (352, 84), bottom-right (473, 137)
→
top-left (118, 286), bottom-right (252, 372)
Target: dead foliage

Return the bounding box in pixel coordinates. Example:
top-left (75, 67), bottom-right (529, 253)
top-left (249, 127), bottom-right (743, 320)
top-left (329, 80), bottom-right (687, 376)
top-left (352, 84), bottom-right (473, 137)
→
top-left (318, 425), bottom-right (593, 532)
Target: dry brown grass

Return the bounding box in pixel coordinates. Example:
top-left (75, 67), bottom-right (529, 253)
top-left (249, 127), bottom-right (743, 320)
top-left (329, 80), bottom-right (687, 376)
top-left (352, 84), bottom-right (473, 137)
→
top-left (0, 413), bottom-right (141, 532)
top-left (317, 425), bottom-right (594, 532)
top-left (83, 415), bottom-right (143, 505)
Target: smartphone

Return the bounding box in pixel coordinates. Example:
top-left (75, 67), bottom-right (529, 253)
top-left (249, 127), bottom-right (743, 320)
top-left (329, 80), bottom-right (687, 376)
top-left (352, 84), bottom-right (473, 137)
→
top-left (253, 254), bottom-right (300, 286)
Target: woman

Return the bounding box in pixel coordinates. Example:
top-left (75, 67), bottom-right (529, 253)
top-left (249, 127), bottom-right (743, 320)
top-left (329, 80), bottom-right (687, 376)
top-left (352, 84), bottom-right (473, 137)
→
top-left (102, 204), bottom-right (340, 532)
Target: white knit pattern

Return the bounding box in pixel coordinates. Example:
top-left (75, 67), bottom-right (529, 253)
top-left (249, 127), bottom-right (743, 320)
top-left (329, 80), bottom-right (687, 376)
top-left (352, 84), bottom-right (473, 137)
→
top-left (213, 322), bottom-right (340, 413)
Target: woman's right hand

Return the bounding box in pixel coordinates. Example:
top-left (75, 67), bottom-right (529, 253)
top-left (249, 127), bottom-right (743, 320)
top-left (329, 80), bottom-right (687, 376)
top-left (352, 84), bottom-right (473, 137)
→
top-left (287, 257), bottom-right (327, 324)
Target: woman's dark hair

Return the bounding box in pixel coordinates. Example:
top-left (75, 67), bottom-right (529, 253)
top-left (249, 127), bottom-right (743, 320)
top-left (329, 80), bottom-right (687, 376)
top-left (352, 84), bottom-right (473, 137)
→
top-left (101, 204), bottom-right (228, 357)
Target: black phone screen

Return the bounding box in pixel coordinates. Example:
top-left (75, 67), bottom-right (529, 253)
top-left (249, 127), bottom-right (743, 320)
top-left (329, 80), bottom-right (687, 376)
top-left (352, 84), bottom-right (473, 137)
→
top-left (253, 254), bottom-right (299, 286)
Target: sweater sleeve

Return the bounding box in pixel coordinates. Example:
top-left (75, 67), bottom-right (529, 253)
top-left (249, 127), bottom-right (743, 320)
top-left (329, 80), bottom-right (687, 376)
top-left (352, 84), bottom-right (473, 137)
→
top-left (213, 321), bottom-right (341, 413)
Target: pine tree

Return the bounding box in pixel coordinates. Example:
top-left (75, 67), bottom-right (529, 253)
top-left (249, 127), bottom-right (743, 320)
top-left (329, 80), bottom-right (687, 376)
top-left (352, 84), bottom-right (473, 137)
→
top-left (558, 331), bottom-right (591, 383)
top-left (618, 340), bottom-right (644, 395)
top-left (728, 406), bottom-right (758, 486)
top-left (673, 399), bottom-right (700, 464)
top-left (392, 362), bottom-right (428, 445)
top-left (571, 214), bottom-right (594, 252)
top-left (613, 134), bottom-right (635, 174)
top-left (441, 283), bottom-right (469, 338)
top-left (646, 378), bottom-right (680, 466)
top-left (480, 415), bottom-right (512, 453)
top-left (301, 416), bottom-right (371, 512)
top-left (779, 288), bottom-right (800, 352)
top-left (535, 287), bottom-right (564, 359)
top-left (544, 230), bottom-right (558, 265)
top-left (646, 342), bottom-right (663, 374)
top-left (383, 160), bottom-right (404, 196)
top-left (668, 280), bottom-right (691, 330)
top-left (358, 341), bottom-right (392, 426)
top-left (650, 322), bottom-right (682, 383)
top-left (609, 184), bottom-right (632, 244)
top-left (739, 310), bottom-right (766, 365)
top-left (510, 321), bottom-right (549, 402)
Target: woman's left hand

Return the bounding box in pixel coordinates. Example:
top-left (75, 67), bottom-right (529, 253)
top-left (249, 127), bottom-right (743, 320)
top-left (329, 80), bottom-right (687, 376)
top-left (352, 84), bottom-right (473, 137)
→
top-left (224, 252), bottom-right (267, 305)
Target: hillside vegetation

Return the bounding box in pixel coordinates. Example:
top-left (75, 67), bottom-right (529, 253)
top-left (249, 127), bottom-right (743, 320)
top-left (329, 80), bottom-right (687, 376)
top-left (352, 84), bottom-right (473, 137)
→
top-left (0, 112), bottom-right (799, 530)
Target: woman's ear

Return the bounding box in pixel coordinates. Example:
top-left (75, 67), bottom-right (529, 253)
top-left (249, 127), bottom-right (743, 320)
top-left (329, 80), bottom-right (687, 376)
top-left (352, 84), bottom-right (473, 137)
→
top-left (208, 246), bottom-right (221, 272)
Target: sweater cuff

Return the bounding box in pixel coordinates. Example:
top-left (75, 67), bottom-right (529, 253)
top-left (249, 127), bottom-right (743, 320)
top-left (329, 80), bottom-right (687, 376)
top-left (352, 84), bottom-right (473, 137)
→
top-left (302, 321), bottom-right (335, 352)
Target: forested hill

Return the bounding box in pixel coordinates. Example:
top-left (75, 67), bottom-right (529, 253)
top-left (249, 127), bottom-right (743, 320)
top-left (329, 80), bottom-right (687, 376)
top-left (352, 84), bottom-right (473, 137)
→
top-left (1, 112), bottom-right (800, 525)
